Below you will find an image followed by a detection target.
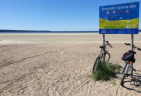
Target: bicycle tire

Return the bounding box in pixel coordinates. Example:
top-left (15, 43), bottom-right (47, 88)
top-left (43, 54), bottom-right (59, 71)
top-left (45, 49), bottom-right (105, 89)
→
top-left (102, 53), bottom-right (110, 62)
top-left (120, 73), bottom-right (126, 85)
top-left (121, 63), bottom-right (130, 85)
top-left (92, 57), bottom-right (100, 73)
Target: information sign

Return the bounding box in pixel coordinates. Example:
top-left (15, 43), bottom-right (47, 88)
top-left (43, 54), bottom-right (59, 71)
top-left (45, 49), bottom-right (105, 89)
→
top-left (99, 2), bottom-right (139, 34)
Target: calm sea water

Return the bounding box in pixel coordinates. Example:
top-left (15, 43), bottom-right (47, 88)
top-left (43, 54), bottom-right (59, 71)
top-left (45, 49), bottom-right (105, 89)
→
top-left (0, 31), bottom-right (98, 33)
top-left (0, 31), bottom-right (141, 33)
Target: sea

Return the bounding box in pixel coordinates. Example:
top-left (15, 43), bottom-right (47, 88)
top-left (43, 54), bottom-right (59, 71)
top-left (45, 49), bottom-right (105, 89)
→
top-left (0, 31), bottom-right (98, 33)
top-left (0, 31), bottom-right (141, 33)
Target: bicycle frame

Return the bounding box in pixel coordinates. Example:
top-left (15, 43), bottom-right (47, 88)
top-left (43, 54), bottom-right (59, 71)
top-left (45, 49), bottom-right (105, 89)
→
top-left (98, 49), bottom-right (108, 60)
top-left (123, 61), bottom-right (131, 75)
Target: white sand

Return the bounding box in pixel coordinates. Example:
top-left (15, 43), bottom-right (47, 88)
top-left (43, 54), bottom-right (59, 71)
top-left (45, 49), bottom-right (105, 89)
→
top-left (0, 33), bottom-right (141, 44)
top-left (0, 33), bottom-right (141, 96)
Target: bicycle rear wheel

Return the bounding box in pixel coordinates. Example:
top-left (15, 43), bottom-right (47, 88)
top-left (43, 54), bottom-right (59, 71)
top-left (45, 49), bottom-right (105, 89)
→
top-left (92, 57), bottom-right (101, 73)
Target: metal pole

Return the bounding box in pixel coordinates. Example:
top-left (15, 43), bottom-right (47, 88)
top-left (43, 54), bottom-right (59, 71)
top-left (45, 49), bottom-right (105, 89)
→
top-left (131, 34), bottom-right (133, 78)
top-left (131, 34), bottom-right (133, 50)
top-left (103, 34), bottom-right (105, 62)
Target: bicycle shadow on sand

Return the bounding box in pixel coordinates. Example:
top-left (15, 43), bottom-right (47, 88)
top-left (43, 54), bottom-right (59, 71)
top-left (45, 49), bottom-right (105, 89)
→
top-left (121, 71), bottom-right (141, 93)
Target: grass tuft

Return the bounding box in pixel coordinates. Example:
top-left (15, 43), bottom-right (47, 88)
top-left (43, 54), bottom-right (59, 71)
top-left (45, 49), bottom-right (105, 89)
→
top-left (90, 62), bottom-right (120, 81)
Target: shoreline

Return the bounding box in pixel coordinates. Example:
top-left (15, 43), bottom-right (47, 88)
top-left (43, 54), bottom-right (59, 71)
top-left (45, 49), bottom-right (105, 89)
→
top-left (0, 33), bottom-right (141, 44)
top-left (0, 33), bottom-right (141, 35)
top-left (0, 33), bottom-right (100, 35)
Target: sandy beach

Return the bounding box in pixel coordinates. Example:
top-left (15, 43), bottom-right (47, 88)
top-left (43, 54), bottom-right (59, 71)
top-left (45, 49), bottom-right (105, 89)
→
top-left (0, 33), bottom-right (141, 44)
top-left (0, 33), bottom-right (141, 96)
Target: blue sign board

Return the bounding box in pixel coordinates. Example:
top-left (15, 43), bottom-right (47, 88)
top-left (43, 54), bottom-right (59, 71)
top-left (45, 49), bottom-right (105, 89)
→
top-left (99, 2), bottom-right (139, 34)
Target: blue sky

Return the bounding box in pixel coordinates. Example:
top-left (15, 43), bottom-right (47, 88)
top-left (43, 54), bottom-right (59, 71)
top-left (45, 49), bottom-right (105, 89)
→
top-left (0, 0), bottom-right (140, 31)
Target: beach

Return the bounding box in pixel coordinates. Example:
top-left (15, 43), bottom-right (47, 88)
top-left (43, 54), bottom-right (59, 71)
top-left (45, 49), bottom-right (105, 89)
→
top-left (0, 33), bottom-right (141, 96)
top-left (0, 33), bottom-right (141, 44)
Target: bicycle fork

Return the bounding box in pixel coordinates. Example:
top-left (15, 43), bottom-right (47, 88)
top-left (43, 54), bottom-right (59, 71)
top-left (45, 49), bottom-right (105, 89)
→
top-left (123, 62), bottom-right (130, 77)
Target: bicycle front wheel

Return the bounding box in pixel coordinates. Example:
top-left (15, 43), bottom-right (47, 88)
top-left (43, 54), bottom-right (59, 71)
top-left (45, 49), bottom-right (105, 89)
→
top-left (92, 57), bottom-right (101, 73)
top-left (101, 53), bottom-right (110, 62)
top-left (105, 53), bottom-right (110, 62)
top-left (120, 74), bottom-right (125, 85)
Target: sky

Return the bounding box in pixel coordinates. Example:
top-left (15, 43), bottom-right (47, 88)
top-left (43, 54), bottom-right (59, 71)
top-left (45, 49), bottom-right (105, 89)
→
top-left (0, 0), bottom-right (141, 31)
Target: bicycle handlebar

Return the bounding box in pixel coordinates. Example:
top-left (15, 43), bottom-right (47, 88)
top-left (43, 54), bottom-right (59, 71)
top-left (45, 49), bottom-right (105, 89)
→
top-left (124, 43), bottom-right (141, 51)
top-left (125, 43), bottom-right (130, 45)
top-left (105, 41), bottom-right (113, 48)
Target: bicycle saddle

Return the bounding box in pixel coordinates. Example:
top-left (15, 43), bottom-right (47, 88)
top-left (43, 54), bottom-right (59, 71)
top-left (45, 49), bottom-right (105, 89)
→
top-left (99, 46), bottom-right (104, 48)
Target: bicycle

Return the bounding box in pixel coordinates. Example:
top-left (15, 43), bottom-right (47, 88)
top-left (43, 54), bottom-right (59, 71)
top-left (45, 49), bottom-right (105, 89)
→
top-left (92, 41), bottom-right (113, 73)
top-left (120, 43), bottom-right (141, 85)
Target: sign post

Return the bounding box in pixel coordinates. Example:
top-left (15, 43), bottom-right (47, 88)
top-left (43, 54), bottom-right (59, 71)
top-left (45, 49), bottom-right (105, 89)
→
top-left (131, 34), bottom-right (134, 77)
top-left (103, 34), bottom-right (105, 62)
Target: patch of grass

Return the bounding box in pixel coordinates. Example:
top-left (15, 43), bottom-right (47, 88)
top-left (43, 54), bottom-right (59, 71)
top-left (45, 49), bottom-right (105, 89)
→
top-left (90, 62), bottom-right (120, 81)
